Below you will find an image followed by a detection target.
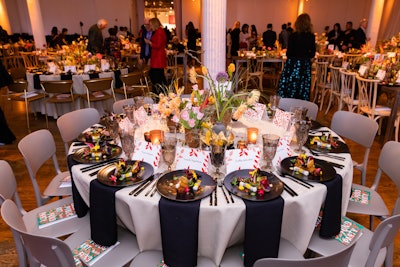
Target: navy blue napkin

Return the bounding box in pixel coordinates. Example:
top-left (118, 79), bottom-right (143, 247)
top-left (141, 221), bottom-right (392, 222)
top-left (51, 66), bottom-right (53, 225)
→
top-left (243, 196), bottom-right (284, 267)
top-left (159, 198), bottom-right (201, 267)
top-left (67, 155), bottom-right (89, 217)
top-left (319, 174), bottom-right (342, 238)
top-left (89, 179), bottom-right (120, 246)
top-left (33, 74), bottom-right (41, 89)
top-left (61, 73), bottom-right (72, 80)
top-left (89, 73), bottom-right (100, 79)
top-left (113, 69), bottom-right (123, 88)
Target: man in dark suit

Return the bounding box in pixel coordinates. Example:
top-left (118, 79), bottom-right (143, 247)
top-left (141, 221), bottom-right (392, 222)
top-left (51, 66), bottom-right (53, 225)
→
top-left (353, 19), bottom-right (368, 49)
top-left (262, 23), bottom-right (277, 49)
top-left (87, 19), bottom-right (108, 54)
top-left (140, 18), bottom-right (152, 64)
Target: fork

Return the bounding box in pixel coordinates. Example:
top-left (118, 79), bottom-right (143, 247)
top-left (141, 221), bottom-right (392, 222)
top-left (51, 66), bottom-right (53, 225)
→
top-left (308, 149), bottom-right (346, 161)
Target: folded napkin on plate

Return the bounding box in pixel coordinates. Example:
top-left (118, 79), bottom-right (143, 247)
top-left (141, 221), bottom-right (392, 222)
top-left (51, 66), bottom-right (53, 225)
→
top-left (67, 155), bottom-right (89, 217)
top-left (159, 198), bottom-right (200, 267)
top-left (114, 69), bottom-right (123, 88)
top-left (33, 74), bottom-right (41, 89)
top-left (319, 174), bottom-right (342, 238)
top-left (89, 179), bottom-right (121, 246)
top-left (243, 197), bottom-right (284, 267)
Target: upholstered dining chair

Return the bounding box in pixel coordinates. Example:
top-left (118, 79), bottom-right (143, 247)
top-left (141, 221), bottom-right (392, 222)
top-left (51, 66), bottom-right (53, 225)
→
top-left (40, 80), bottom-right (78, 127)
top-left (330, 110), bottom-right (378, 186)
top-left (308, 214), bottom-right (400, 267)
top-left (254, 233), bottom-right (359, 267)
top-left (83, 77), bottom-right (116, 108)
top-left (278, 98), bottom-right (319, 120)
top-left (1, 199), bottom-right (139, 267)
top-left (56, 108), bottom-right (100, 156)
top-left (115, 71), bottom-right (147, 99)
top-left (18, 129), bottom-right (72, 207)
top-left (0, 160), bottom-right (89, 267)
top-left (7, 79), bottom-right (46, 132)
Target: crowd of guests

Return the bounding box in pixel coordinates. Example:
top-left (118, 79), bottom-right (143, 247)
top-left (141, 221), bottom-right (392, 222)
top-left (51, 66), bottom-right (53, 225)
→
top-left (326, 19), bottom-right (369, 51)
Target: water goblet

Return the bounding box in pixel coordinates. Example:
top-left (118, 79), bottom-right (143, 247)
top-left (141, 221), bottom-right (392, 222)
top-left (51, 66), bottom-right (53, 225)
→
top-left (294, 120), bottom-right (311, 154)
top-left (123, 104), bottom-right (135, 124)
top-left (261, 134), bottom-right (280, 172)
top-left (161, 137), bottom-right (177, 172)
top-left (210, 143), bottom-right (226, 185)
top-left (119, 129), bottom-right (135, 160)
top-left (268, 95), bottom-right (281, 120)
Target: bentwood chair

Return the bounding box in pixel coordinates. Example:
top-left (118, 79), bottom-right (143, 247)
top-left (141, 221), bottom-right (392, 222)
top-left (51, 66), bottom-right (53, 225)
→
top-left (7, 80), bottom-right (46, 132)
top-left (245, 57), bottom-right (264, 91)
top-left (56, 108), bottom-right (100, 156)
top-left (115, 71), bottom-right (147, 99)
top-left (19, 51), bottom-right (39, 70)
top-left (356, 74), bottom-right (391, 135)
top-left (278, 98), bottom-right (319, 120)
top-left (18, 129), bottom-right (72, 207)
top-left (83, 77), bottom-right (116, 108)
top-left (0, 160), bottom-right (89, 267)
top-left (1, 199), bottom-right (139, 267)
top-left (313, 61), bottom-right (331, 110)
top-left (339, 69), bottom-right (359, 112)
top-left (347, 141), bottom-right (400, 230)
top-left (308, 214), bottom-right (400, 267)
top-left (40, 80), bottom-right (78, 127)
top-left (325, 65), bottom-right (343, 114)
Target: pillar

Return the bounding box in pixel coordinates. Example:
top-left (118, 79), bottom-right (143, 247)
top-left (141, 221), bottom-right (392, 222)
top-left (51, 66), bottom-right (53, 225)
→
top-left (367, 0), bottom-right (385, 48)
top-left (26, 0), bottom-right (46, 49)
top-left (0, 0), bottom-right (11, 34)
top-left (201, 0), bottom-right (226, 85)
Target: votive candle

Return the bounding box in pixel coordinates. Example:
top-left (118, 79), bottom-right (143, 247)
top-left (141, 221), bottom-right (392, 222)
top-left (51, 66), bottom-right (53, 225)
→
top-left (247, 128), bottom-right (258, 144)
top-left (150, 130), bottom-right (164, 144)
top-left (144, 132), bottom-right (151, 142)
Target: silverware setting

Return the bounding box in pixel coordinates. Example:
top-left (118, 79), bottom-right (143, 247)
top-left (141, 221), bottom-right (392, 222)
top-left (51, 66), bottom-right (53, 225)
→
top-left (228, 191), bottom-right (235, 203)
top-left (149, 186), bottom-right (158, 197)
top-left (133, 178), bottom-right (154, 197)
top-left (145, 180), bottom-right (157, 197)
top-left (275, 169), bottom-right (313, 189)
top-left (80, 158), bottom-right (119, 172)
top-left (309, 149), bottom-right (346, 161)
top-left (128, 176), bottom-right (153, 196)
top-left (220, 186), bottom-right (230, 204)
top-left (282, 181), bottom-right (298, 197)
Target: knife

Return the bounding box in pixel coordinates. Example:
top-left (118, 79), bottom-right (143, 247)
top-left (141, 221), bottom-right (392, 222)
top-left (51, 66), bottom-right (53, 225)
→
top-left (128, 175), bottom-right (153, 195)
top-left (133, 177), bottom-right (154, 196)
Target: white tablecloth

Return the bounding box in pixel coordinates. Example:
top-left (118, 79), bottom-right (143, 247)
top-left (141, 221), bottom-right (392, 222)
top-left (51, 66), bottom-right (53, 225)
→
top-left (70, 117), bottom-right (353, 265)
top-left (26, 69), bottom-right (128, 118)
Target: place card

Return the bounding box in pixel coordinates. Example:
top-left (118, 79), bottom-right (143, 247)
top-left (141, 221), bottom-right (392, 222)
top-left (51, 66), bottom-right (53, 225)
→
top-left (358, 65), bottom-right (368, 76)
top-left (134, 106), bottom-right (148, 126)
top-left (244, 103), bottom-right (266, 120)
top-left (48, 62), bottom-right (58, 73)
top-left (225, 147), bottom-right (261, 174)
top-left (132, 140), bottom-right (162, 169)
top-left (84, 64), bottom-right (96, 73)
top-left (272, 108), bottom-right (291, 130)
top-left (175, 147), bottom-right (210, 173)
top-left (272, 137), bottom-right (293, 167)
top-left (64, 65), bottom-right (77, 73)
top-left (387, 52), bottom-right (396, 58)
top-left (334, 217), bottom-right (363, 246)
top-left (375, 69), bottom-right (386, 81)
top-left (101, 60), bottom-right (110, 72)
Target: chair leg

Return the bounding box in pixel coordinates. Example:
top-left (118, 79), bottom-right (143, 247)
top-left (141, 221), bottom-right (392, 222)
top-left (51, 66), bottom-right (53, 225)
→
top-left (325, 91), bottom-right (333, 115)
top-left (395, 117), bottom-right (399, 142)
top-left (319, 90), bottom-right (326, 110)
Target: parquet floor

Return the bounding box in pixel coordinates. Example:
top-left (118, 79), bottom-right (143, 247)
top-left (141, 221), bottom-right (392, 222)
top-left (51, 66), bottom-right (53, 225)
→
top-left (0, 89), bottom-right (399, 266)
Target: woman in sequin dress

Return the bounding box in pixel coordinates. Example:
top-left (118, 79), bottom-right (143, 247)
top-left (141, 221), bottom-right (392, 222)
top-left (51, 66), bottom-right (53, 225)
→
top-left (277, 13), bottom-right (316, 100)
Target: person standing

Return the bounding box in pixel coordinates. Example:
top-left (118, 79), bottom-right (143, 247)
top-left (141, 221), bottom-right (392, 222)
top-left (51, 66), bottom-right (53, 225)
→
top-left (262, 23), bottom-right (277, 50)
top-left (48, 26), bottom-right (59, 49)
top-left (0, 60), bottom-right (16, 145)
top-left (87, 19), bottom-right (108, 54)
top-left (57, 28), bottom-right (69, 47)
top-left (327, 23), bottom-right (343, 50)
top-left (230, 21), bottom-right (241, 57)
top-left (140, 18), bottom-right (152, 64)
top-left (186, 21), bottom-right (198, 67)
top-left (278, 23), bottom-right (290, 49)
top-left (145, 18), bottom-right (167, 95)
top-left (277, 13), bottom-right (316, 100)
top-left (341, 21), bottom-right (356, 51)
top-left (353, 18), bottom-right (368, 49)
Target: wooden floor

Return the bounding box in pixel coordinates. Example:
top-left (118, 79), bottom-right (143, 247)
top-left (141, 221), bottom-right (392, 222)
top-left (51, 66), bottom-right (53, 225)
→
top-left (0, 88), bottom-right (399, 266)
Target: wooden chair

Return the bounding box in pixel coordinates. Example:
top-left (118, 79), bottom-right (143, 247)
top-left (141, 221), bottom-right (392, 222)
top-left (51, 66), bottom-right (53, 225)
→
top-left (339, 69), bottom-right (359, 112)
top-left (245, 57), bottom-right (264, 90)
top-left (20, 51), bottom-right (39, 70)
top-left (40, 80), bottom-right (78, 127)
top-left (165, 51), bottom-right (178, 82)
top-left (324, 65), bottom-right (343, 114)
top-left (7, 80), bottom-right (46, 132)
top-left (83, 77), bottom-right (116, 108)
top-left (115, 71), bottom-right (146, 99)
top-left (313, 61), bottom-right (331, 110)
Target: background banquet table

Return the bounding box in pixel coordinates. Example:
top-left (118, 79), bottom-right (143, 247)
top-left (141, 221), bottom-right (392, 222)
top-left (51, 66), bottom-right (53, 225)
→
top-left (26, 69), bottom-right (128, 118)
top-left (70, 116), bottom-right (353, 266)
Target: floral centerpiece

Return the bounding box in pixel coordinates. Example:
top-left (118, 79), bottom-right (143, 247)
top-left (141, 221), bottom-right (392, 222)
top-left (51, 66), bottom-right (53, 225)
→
top-left (59, 37), bottom-right (102, 69)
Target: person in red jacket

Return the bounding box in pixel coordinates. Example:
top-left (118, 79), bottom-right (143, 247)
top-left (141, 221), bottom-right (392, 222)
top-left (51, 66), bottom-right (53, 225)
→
top-left (145, 17), bottom-right (167, 95)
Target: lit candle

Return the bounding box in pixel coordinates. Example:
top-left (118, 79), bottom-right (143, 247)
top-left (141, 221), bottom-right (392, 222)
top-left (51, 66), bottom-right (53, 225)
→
top-left (237, 140), bottom-right (247, 149)
top-left (150, 130), bottom-right (164, 145)
top-left (247, 128), bottom-right (258, 144)
top-left (144, 132), bottom-right (151, 142)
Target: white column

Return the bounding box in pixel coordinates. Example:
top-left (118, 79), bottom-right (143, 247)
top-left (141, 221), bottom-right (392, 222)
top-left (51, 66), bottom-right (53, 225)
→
top-left (367, 0), bottom-right (385, 48)
top-left (26, 0), bottom-right (46, 49)
top-left (202, 0), bottom-right (226, 86)
top-left (0, 0), bottom-right (11, 34)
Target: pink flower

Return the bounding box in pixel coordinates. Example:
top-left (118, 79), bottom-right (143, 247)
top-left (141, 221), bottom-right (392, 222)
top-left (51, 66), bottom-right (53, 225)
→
top-left (96, 53), bottom-right (103, 59)
top-left (188, 118), bottom-right (195, 128)
top-left (109, 175), bottom-right (117, 183)
top-left (196, 111), bottom-right (204, 120)
top-left (181, 109), bottom-right (189, 121)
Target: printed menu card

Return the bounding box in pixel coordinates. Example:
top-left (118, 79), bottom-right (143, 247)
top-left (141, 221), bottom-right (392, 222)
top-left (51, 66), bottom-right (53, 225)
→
top-left (225, 147), bottom-right (261, 174)
top-left (175, 147), bottom-right (210, 173)
top-left (132, 140), bottom-right (162, 169)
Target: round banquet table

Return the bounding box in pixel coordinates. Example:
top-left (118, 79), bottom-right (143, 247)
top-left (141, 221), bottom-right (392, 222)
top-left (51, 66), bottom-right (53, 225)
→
top-left (69, 116), bottom-right (353, 266)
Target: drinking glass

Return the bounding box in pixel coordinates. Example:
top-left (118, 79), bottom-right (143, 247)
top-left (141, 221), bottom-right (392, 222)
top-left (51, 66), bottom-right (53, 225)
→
top-left (161, 137), bottom-right (177, 172)
top-left (210, 143), bottom-right (226, 185)
top-left (119, 129), bottom-right (135, 160)
top-left (294, 120), bottom-right (311, 154)
top-left (262, 134), bottom-right (280, 172)
top-left (268, 95), bottom-right (281, 120)
top-left (123, 104), bottom-right (135, 125)
top-left (290, 106), bottom-right (308, 121)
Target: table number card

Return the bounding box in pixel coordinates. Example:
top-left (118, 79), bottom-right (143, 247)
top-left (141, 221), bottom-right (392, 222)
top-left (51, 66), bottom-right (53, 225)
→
top-left (64, 65), bottom-right (77, 73)
top-left (396, 71), bottom-right (400, 84)
top-left (47, 62), bottom-right (58, 73)
top-left (342, 61), bottom-right (349, 69)
top-left (375, 69), bottom-right (386, 81)
top-left (101, 59), bottom-right (110, 72)
top-left (132, 141), bottom-right (162, 169)
top-left (175, 147), bottom-right (210, 173)
top-left (244, 103), bottom-right (266, 120)
top-left (84, 64), bottom-right (96, 73)
top-left (225, 147), bottom-right (261, 174)
top-left (358, 65), bottom-right (368, 77)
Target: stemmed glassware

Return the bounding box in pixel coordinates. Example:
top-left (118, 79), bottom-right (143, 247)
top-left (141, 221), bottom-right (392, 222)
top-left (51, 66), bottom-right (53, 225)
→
top-left (210, 143), bottom-right (226, 185)
top-left (261, 134), bottom-right (280, 172)
top-left (119, 129), bottom-right (135, 160)
top-left (268, 95), bottom-right (280, 120)
top-left (161, 137), bottom-right (177, 172)
top-left (294, 120), bottom-right (311, 154)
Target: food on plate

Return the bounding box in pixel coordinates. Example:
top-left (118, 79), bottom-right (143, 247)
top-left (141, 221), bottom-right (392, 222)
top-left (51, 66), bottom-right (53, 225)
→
top-left (168, 169), bottom-right (203, 199)
top-left (80, 142), bottom-right (117, 161)
top-left (230, 169), bottom-right (272, 197)
top-left (109, 159), bottom-right (144, 183)
top-left (290, 154), bottom-right (322, 177)
top-left (82, 127), bottom-right (109, 143)
top-left (310, 134), bottom-right (339, 150)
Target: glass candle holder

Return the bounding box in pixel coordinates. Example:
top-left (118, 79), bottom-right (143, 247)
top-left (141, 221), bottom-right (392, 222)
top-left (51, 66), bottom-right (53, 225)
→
top-left (247, 128), bottom-right (258, 144)
top-left (150, 130), bottom-right (164, 145)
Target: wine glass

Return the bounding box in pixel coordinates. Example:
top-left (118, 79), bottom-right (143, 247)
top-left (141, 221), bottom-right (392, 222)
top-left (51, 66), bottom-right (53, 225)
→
top-left (294, 120), bottom-right (311, 154)
top-left (119, 129), bottom-right (135, 160)
top-left (262, 134), bottom-right (280, 172)
top-left (161, 137), bottom-right (177, 172)
top-left (210, 143), bottom-right (226, 185)
top-left (268, 95), bottom-right (281, 120)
